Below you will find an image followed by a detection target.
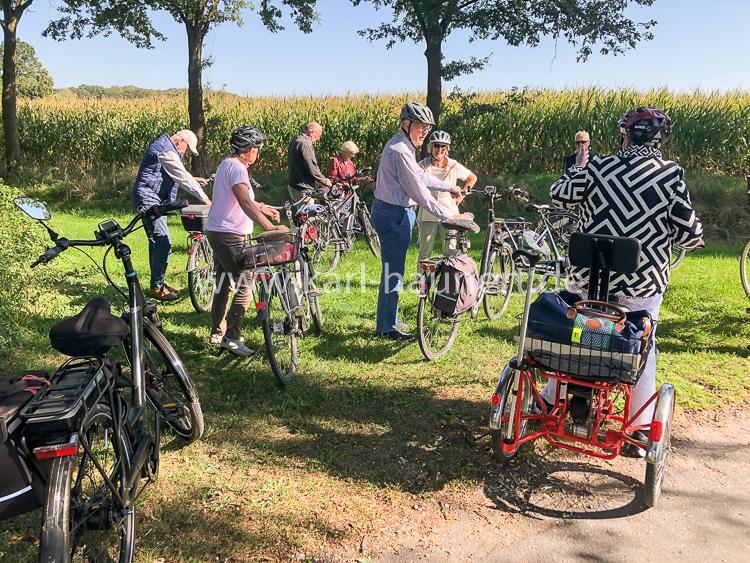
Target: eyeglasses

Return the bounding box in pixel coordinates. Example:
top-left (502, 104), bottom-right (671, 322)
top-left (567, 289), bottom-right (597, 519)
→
top-left (575, 140), bottom-right (590, 145)
top-left (432, 143), bottom-right (448, 149)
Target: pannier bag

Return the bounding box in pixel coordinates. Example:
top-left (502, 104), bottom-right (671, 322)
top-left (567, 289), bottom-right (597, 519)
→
top-left (0, 371), bottom-right (49, 520)
top-left (525, 291), bottom-right (653, 383)
top-left (432, 254), bottom-right (479, 316)
top-left (180, 204), bottom-right (210, 232)
top-left (239, 233), bottom-right (300, 270)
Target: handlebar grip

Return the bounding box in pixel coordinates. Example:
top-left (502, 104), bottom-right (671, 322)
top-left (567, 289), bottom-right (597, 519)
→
top-left (32, 244), bottom-right (64, 267)
top-left (147, 199), bottom-right (189, 220)
top-left (523, 203), bottom-right (537, 212)
top-left (512, 249), bottom-right (541, 268)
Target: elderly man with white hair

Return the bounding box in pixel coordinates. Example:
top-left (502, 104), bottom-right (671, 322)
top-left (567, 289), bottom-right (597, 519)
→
top-left (132, 129), bottom-right (210, 301)
top-left (288, 121), bottom-right (333, 201)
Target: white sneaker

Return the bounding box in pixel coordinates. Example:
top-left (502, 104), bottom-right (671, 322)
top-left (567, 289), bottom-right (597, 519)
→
top-left (221, 337), bottom-right (255, 357)
top-left (396, 320), bottom-right (412, 333)
top-left (209, 333), bottom-right (223, 345)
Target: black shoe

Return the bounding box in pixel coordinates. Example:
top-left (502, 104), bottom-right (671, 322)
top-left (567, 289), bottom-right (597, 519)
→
top-left (621, 430), bottom-right (647, 458)
top-left (376, 330), bottom-right (415, 342)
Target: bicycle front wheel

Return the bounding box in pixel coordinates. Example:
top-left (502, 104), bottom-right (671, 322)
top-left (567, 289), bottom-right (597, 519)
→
top-left (259, 275), bottom-right (298, 385)
top-left (358, 205), bottom-right (381, 258)
top-left (416, 280), bottom-right (460, 361)
top-left (483, 243), bottom-right (515, 320)
top-left (124, 320), bottom-right (205, 443)
top-left (39, 404), bottom-right (135, 563)
top-left (188, 236), bottom-right (214, 313)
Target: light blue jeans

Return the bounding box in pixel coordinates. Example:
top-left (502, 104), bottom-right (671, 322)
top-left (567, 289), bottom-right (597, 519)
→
top-left (371, 199), bottom-right (416, 334)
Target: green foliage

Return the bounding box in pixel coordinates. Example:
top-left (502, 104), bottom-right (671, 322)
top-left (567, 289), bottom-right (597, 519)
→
top-left (0, 41), bottom-right (54, 99)
top-left (353, 0), bottom-right (657, 76)
top-left (13, 88), bottom-right (750, 178)
top-left (57, 84), bottom-right (189, 99)
top-left (0, 183), bottom-right (51, 365)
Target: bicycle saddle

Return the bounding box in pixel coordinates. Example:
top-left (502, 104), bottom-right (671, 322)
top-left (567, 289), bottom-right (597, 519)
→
top-left (439, 217), bottom-right (481, 234)
top-left (49, 298), bottom-right (129, 357)
top-left (525, 203), bottom-right (552, 212)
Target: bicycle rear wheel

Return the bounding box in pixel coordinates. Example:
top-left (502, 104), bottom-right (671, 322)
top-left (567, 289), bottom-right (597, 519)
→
top-left (358, 205), bottom-right (381, 258)
top-left (416, 279), bottom-right (460, 361)
top-left (482, 243), bottom-right (515, 320)
top-left (302, 215), bottom-right (341, 275)
top-left (259, 275), bottom-right (298, 385)
top-left (188, 236), bottom-right (214, 313)
top-left (39, 404), bottom-right (135, 563)
top-left (124, 320), bottom-right (204, 443)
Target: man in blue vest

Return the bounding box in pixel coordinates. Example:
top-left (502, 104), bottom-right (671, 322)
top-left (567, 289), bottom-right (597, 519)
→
top-left (132, 130), bottom-right (211, 301)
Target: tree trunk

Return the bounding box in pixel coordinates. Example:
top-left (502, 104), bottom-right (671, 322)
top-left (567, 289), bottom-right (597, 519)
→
top-left (425, 38), bottom-right (443, 126)
top-left (2, 17), bottom-right (20, 175)
top-left (185, 22), bottom-right (207, 176)
top-left (423, 37), bottom-right (443, 158)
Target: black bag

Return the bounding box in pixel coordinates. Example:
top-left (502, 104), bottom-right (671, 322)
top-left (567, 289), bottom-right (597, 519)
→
top-left (0, 371), bottom-right (49, 520)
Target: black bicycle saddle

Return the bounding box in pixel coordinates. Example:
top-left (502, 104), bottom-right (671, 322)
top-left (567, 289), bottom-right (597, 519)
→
top-left (49, 298), bottom-right (130, 357)
top-left (440, 217), bottom-right (481, 234)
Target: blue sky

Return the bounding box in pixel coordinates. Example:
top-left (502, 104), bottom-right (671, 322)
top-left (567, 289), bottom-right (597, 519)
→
top-left (19, 0), bottom-right (750, 95)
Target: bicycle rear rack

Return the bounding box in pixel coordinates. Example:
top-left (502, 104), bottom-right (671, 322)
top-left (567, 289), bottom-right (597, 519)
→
top-left (21, 358), bottom-right (113, 433)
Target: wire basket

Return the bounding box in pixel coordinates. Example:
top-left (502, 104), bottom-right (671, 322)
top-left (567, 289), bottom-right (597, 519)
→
top-left (240, 232), bottom-right (301, 269)
top-left (522, 319), bottom-right (656, 386)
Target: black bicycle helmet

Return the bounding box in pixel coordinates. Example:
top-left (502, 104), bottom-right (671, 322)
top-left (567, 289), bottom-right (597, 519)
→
top-left (399, 102), bottom-right (436, 126)
top-left (622, 107), bottom-right (672, 146)
top-left (428, 130), bottom-right (451, 146)
top-left (230, 125), bottom-right (267, 153)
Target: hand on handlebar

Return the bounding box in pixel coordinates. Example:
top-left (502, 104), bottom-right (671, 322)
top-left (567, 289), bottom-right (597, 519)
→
top-left (273, 224), bottom-right (290, 233)
top-left (194, 177), bottom-right (209, 187)
top-left (260, 203), bottom-right (280, 222)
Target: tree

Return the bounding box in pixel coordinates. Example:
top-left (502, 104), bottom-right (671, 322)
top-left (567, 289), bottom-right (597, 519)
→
top-left (0, 40), bottom-right (54, 98)
top-left (45, 0), bottom-right (319, 174)
top-left (1, 0), bottom-right (34, 174)
top-left (352, 0), bottom-right (657, 126)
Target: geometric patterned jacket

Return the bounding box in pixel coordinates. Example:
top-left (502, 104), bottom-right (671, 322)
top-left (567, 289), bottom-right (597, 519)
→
top-left (550, 145), bottom-right (704, 297)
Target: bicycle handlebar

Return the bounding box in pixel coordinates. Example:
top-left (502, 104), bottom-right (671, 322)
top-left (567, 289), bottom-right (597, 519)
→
top-left (31, 200), bottom-right (189, 267)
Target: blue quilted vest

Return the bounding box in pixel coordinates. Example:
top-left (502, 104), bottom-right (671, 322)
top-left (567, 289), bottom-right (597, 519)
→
top-left (132, 134), bottom-right (182, 210)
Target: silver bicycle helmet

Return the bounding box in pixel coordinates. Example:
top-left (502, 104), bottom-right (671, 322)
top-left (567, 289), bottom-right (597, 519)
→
top-left (428, 130), bottom-right (451, 146)
top-left (230, 125), bottom-right (267, 153)
top-left (399, 102), bottom-right (436, 126)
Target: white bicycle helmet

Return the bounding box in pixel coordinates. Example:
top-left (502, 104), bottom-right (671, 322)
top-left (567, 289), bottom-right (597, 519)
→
top-left (428, 130), bottom-right (451, 147)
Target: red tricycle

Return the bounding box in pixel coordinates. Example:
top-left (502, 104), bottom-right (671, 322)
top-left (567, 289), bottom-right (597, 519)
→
top-left (488, 233), bottom-right (674, 507)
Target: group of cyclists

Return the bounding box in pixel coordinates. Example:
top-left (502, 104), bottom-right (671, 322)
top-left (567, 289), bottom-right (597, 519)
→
top-left (132, 101), bottom-right (704, 443)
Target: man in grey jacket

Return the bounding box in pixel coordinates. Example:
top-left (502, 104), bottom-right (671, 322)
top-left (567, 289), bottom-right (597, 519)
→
top-left (288, 121), bottom-right (333, 201)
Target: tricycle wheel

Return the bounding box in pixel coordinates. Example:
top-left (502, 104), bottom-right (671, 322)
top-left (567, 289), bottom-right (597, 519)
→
top-left (489, 362), bottom-right (533, 464)
top-left (643, 383), bottom-right (675, 507)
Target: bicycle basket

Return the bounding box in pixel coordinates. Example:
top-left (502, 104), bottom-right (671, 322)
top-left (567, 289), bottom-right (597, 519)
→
top-left (523, 291), bottom-right (655, 385)
top-left (523, 322), bottom-right (655, 385)
top-left (240, 232), bottom-right (300, 269)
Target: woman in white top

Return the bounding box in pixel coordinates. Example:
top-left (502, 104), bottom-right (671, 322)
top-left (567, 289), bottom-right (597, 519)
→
top-left (416, 130), bottom-right (477, 272)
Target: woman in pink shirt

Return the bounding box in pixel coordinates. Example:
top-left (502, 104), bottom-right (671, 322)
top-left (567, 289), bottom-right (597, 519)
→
top-left (206, 125), bottom-right (288, 356)
top-left (327, 140), bottom-right (372, 184)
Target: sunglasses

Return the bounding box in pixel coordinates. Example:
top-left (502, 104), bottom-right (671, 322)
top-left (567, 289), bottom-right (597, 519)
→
top-left (432, 143), bottom-right (448, 149)
top-left (575, 140), bottom-right (590, 144)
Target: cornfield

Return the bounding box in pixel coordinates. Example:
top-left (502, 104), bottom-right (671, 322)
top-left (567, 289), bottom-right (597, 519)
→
top-left (16, 88), bottom-right (750, 177)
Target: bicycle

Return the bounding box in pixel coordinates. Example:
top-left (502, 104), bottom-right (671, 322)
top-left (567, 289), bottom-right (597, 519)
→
top-left (7, 197), bottom-right (204, 561)
top-left (181, 204), bottom-right (214, 313)
top-left (253, 198), bottom-right (323, 385)
top-left (417, 212), bottom-right (516, 361)
top-left (298, 168), bottom-right (380, 274)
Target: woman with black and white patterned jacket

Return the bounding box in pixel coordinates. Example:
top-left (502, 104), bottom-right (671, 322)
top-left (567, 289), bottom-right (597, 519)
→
top-left (546, 107), bottom-right (704, 456)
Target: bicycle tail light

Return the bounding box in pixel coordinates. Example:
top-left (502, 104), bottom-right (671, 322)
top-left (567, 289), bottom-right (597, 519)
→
top-left (34, 442), bottom-right (79, 460)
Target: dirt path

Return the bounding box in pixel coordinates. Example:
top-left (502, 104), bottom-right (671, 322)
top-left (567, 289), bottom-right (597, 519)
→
top-left (372, 408), bottom-right (750, 562)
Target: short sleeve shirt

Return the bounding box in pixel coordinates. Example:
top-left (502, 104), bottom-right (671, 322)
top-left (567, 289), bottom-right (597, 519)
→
top-left (417, 158), bottom-right (471, 221)
top-left (206, 157), bottom-right (255, 235)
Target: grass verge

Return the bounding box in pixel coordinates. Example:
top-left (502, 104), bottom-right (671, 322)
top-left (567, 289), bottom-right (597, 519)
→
top-left (1, 206), bottom-right (749, 561)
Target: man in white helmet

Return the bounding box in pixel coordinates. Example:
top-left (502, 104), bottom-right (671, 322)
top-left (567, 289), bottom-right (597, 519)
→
top-left (132, 129), bottom-right (210, 301)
